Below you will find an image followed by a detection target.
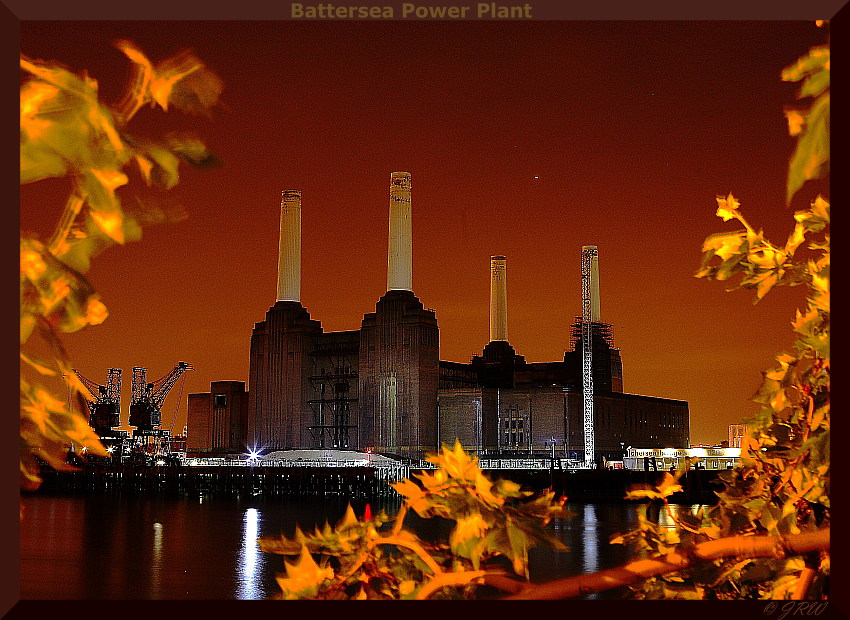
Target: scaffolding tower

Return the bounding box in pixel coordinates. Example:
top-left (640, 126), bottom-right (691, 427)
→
top-left (581, 246), bottom-right (600, 466)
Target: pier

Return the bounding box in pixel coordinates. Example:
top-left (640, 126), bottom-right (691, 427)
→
top-left (35, 461), bottom-right (723, 504)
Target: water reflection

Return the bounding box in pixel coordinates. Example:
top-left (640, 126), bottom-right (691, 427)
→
top-left (21, 494), bottom-right (662, 600)
top-left (582, 504), bottom-right (598, 573)
top-left (657, 503), bottom-right (705, 529)
top-left (236, 507), bottom-right (265, 599)
top-left (151, 522), bottom-right (163, 598)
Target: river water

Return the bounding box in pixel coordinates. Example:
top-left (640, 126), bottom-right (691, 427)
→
top-left (19, 492), bottom-right (694, 600)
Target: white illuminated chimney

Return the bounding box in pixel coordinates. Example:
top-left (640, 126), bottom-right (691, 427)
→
top-left (387, 172), bottom-right (413, 291)
top-left (581, 245), bottom-right (601, 322)
top-left (276, 190), bottom-right (301, 302)
top-left (489, 255), bottom-right (508, 342)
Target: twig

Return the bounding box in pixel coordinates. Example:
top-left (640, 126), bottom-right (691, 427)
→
top-left (48, 194), bottom-right (85, 257)
top-left (792, 566), bottom-right (817, 600)
top-left (417, 570), bottom-right (487, 600)
top-left (392, 502), bottom-right (408, 536)
top-left (373, 535), bottom-right (443, 576)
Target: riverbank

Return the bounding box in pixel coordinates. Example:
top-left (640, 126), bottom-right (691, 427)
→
top-left (33, 462), bottom-right (722, 503)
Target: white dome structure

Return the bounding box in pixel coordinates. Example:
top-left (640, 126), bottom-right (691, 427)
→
top-left (256, 449), bottom-right (401, 467)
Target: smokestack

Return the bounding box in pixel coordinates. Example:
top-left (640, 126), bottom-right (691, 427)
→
top-left (276, 190), bottom-right (301, 302)
top-left (581, 245), bottom-right (601, 322)
top-left (387, 172), bottom-right (413, 291)
top-left (489, 255), bottom-right (508, 342)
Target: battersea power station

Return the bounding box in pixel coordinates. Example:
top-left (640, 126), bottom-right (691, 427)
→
top-left (187, 172), bottom-right (690, 465)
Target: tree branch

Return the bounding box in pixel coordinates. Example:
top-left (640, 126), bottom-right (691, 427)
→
top-left (502, 528), bottom-right (829, 600)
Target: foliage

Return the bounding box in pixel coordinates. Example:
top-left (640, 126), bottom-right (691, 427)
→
top-left (259, 441), bottom-right (569, 599)
top-left (20, 43), bottom-right (221, 490)
top-left (506, 528), bottom-right (828, 600)
top-left (613, 39), bottom-right (829, 600)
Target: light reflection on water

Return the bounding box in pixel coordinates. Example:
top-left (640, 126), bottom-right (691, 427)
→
top-left (582, 504), bottom-right (599, 574)
top-left (236, 508), bottom-right (265, 599)
top-left (658, 503), bottom-right (705, 529)
top-left (20, 493), bottom-right (706, 600)
top-left (151, 522), bottom-right (163, 599)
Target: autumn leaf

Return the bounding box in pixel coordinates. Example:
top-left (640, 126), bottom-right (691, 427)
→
top-left (20, 43), bottom-right (220, 492)
top-left (390, 478), bottom-right (433, 516)
top-left (715, 194), bottom-right (741, 222)
top-left (784, 109), bottom-right (805, 136)
top-left (449, 513), bottom-right (490, 563)
top-left (275, 545), bottom-right (334, 599)
top-left (701, 231), bottom-right (746, 262)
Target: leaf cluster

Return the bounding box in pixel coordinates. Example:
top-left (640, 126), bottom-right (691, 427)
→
top-left (615, 36), bottom-right (830, 600)
top-left (20, 44), bottom-right (221, 489)
top-left (259, 441), bottom-right (569, 600)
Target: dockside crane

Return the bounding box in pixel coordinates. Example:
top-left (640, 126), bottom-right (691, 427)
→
top-left (129, 362), bottom-right (193, 458)
top-left (74, 368), bottom-right (122, 435)
top-left (129, 362), bottom-right (193, 431)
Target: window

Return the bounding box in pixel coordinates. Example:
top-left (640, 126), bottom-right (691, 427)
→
top-left (501, 406), bottom-right (530, 450)
top-left (213, 394), bottom-right (227, 408)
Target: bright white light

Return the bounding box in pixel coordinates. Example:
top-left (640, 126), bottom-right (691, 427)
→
top-left (156, 460), bottom-right (166, 466)
top-left (106, 447), bottom-right (114, 454)
top-left (582, 504), bottom-right (599, 574)
top-left (236, 508), bottom-right (264, 599)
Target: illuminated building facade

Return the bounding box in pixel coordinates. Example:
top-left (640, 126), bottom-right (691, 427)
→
top-left (728, 424), bottom-right (749, 448)
top-left (188, 173), bottom-right (690, 462)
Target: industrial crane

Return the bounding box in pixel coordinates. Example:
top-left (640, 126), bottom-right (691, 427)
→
top-left (129, 362), bottom-right (193, 431)
top-left (73, 368), bottom-right (122, 435)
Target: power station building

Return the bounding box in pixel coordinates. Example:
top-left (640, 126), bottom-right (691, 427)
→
top-left (187, 172), bottom-right (690, 463)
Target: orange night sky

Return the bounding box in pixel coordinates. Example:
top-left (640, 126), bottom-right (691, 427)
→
top-left (20, 19), bottom-right (829, 446)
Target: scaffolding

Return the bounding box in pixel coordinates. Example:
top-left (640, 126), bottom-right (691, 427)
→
top-left (308, 336), bottom-right (358, 449)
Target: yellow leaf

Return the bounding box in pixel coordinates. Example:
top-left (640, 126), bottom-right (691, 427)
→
top-left (85, 297), bottom-right (108, 326)
top-left (811, 196), bottom-right (830, 221)
top-left (89, 211), bottom-right (125, 244)
top-left (474, 472), bottom-right (505, 506)
top-left (755, 271), bottom-right (780, 300)
top-left (785, 222), bottom-right (807, 255)
top-left (748, 245), bottom-right (784, 268)
top-left (769, 389), bottom-right (788, 413)
top-left (135, 156), bottom-right (154, 184)
top-left (809, 409), bottom-right (825, 431)
top-left (150, 52), bottom-right (203, 111)
top-left (715, 194), bottom-right (741, 221)
top-left (20, 250), bottom-right (47, 282)
top-left (784, 109), bottom-right (805, 136)
top-left (811, 272), bottom-right (829, 295)
top-left (450, 513), bottom-right (489, 551)
top-left (702, 231), bottom-right (746, 261)
top-left (656, 473), bottom-right (683, 497)
top-left (390, 478), bottom-right (432, 515)
top-left (20, 353), bottom-right (57, 376)
top-left (336, 504), bottom-right (358, 529)
top-left (276, 545), bottom-right (334, 599)
top-left (699, 524), bottom-right (721, 540)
